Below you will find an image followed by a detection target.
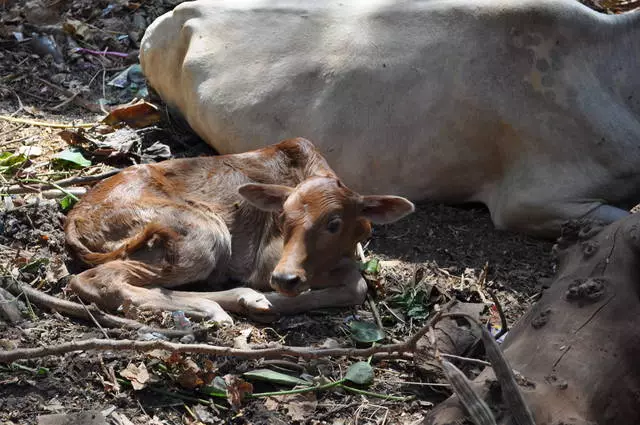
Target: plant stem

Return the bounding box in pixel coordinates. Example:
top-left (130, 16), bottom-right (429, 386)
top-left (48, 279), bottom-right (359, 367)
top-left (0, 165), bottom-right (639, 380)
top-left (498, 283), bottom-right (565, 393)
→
top-left (250, 379), bottom-right (345, 398)
top-left (340, 384), bottom-right (414, 402)
top-left (0, 115), bottom-right (98, 128)
top-left (18, 178), bottom-right (80, 201)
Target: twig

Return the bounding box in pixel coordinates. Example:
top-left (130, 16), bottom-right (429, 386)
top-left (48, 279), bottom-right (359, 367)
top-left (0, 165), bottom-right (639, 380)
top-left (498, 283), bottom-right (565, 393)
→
top-left (487, 289), bottom-right (508, 341)
top-left (183, 404), bottom-right (197, 421)
top-left (17, 178), bottom-right (80, 202)
top-left (438, 313), bottom-right (535, 425)
top-left (0, 335), bottom-right (420, 364)
top-left (357, 241), bottom-right (384, 331)
top-left (440, 353), bottom-right (491, 367)
top-left (11, 91), bottom-right (24, 116)
top-left (0, 307), bottom-right (453, 363)
top-left (356, 242), bottom-right (367, 263)
top-left (50, 92), bottom-right (80, 111)
top-left (40, 188), bottom-right (87, 199)
top-left (1, 281), bottom-right (194, 339)
top-left (3, 169), bottom-right (121, 194)
top-left (395, 381), bottom-right (450, 387)
top-left (311, 402), bottom-right (360, 424)
top-left (35, 77), bottom-right (102, 113)
top-left (440, 360), bottom-right (497, 425)
top-left (367, 293), bottom-right (384, 330)
top-left (73, 47), bottom-right (129, 58)
top-left (340, 384), bottom-right (413, 402)
top-left (144, 385), bottom-right (218, 407)
top-left (78, 298), bottom-right (110, 339)
top-left (380, 301), bottom-right (405, 325)
top-left (0, 115), bottom-right (98, 129)
top-left (405, 299), bottom-right (457, 348)
top-left (0, 124), bottom-right (25, 139)
top-left (260, 359), bottom-right (306, 373)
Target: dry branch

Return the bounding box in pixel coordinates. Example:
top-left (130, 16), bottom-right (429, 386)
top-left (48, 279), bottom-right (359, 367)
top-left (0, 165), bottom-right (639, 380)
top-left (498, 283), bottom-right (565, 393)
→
top-left (0, 115), bottom-right (99, 128)
top-left (0, 304), bottom-right (448, 363)
top-left (439, 313), bottom-right (535, 425)
top-left (3, 169), bottom-right (121, 194)
top-left (35, 77), bottom-right (103, 113)
top-left (3, 282), bottom-right (194, 338)
top-left (0, 334), bottom-right (421, 364)
top-left (440, 360), bottom-right (497, 425)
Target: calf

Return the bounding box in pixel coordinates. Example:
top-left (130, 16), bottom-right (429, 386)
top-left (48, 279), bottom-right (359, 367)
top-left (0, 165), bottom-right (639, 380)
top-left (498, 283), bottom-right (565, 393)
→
top-left (140, 0), bottom-right (640, 237)
top-left (64, 138), bottom-right (414, 323)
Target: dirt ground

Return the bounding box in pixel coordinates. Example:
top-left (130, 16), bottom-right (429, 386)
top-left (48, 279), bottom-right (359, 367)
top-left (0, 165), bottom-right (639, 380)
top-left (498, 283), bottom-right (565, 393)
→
top-left (1, 0), bottom-right (630, 424)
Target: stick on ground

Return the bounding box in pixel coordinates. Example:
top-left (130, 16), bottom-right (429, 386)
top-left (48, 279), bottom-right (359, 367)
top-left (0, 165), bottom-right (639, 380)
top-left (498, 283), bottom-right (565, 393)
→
top-left (3, 282), bottom-right (194, 338)
top-left (3, 170), bottom-right (121, 194)
top-left (0, 302), bottom-right (450, 363)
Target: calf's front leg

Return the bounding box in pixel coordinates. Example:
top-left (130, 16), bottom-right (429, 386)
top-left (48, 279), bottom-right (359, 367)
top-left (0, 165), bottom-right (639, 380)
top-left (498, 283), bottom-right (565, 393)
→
top-left (193, 262), bottom-right (368, 321)
top-left (262, 263), bottom-right (368, 315)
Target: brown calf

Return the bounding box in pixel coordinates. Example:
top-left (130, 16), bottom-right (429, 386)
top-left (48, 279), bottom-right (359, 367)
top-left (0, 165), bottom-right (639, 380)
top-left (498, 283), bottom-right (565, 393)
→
top-left (64, 138), bottom-right (414, 323)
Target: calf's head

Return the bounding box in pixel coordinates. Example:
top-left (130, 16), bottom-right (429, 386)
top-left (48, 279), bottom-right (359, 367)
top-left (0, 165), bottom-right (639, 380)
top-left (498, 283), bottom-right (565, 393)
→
top-left (239, 176), bottom-right (414, 296)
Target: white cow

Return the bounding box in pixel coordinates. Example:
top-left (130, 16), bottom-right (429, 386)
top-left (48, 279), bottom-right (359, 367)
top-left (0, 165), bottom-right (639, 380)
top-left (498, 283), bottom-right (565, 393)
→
top-left (140, 0), bottom-right (640, 237)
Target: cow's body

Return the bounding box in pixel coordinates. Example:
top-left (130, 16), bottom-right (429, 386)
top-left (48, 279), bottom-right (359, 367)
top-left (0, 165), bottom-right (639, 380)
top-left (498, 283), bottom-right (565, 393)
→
top-left (65, 138), bottom-right (414, 323)
top-left (140, 0), bottom-right (640, 237)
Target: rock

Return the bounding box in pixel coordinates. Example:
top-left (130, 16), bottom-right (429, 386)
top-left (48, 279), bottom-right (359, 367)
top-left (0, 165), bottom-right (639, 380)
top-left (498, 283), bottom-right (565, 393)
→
top-left (37, 411), bottom-right (107, 425)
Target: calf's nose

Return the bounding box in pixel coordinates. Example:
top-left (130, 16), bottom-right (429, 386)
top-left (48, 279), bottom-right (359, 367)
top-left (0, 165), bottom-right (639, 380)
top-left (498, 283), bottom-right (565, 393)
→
top-left (271, 272), bottom-right (302, 294)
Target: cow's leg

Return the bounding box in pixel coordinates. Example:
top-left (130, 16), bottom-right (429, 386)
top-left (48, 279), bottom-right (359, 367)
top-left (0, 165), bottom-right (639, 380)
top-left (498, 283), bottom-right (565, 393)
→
top-left (492, 197), bottom-right (630, 238)
top-left (69, 260), bottom-right (234, 323)
top-left (260, 262), bottom-right (368, 315)
top-left (164, 260), bottom-right (368, 321)
top-left (581, 203), bottom-right (629, 223)
top-left (68, 212), bottom-right (236, 323)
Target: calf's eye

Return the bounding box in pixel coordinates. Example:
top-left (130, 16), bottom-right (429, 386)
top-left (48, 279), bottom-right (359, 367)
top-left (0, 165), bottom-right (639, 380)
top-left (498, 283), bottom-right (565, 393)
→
top-left (327, 218), bottom-right (342, 234)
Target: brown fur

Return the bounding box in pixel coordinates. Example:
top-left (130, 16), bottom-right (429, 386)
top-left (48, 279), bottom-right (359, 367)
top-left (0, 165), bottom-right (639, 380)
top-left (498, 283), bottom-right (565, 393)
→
top-left (65, 138), bottom-right (414, 323)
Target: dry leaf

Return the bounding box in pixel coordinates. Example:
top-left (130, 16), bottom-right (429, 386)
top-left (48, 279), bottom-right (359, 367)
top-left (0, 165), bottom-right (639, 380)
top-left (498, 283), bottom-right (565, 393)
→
top-left (120, 363), bottom-right (150, 390)
top-left (263, 397), bottom-right (280, 411)
top-left (103, 101), bottom-right (162, 129)
top-left (62, 19), bottom-right (91, 39)
top-left (147, 349), bottom-right (172, 361)
top-left (272, 392), bottom-right (317, 422)
top-left (233, 328), bottom-right (253, 349)
top-left (45, 256), bottom-right (69, 284)
top-left (177, 358), bottom-right (203, 389)
top-left (58, 129), bottom-right (94, 148)
top-left (223, 375), bottom-right (253, 409)
top-left (110, 412), bottom-right (136, 425)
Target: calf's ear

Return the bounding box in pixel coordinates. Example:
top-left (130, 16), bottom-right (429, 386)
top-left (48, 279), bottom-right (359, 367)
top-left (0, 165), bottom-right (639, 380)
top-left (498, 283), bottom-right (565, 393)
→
top-left (238, 183), bottom-right (294, 211)
top-left (360, 196), bottom-right (415, 224)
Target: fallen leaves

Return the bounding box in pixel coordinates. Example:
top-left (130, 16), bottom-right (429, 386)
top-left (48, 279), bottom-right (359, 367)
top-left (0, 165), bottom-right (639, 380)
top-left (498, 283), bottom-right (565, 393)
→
top-left (243, 369), bottom-right (309, 386)
top-left (119, 362), bottom-right (150, 390)
top-left (264, 392), bottom-right (318, 422)
top-left (53, 148), bottom-right (92, 169)
top-left (223, 375), bottom-right (253, 409)
top-left (102, 101), bottom-right (162, 129)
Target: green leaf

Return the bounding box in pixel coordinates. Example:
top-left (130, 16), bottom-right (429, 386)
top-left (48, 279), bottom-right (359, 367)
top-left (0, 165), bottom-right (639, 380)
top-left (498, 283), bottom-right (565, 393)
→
top-left (363, 258), bottom-right (379, 275)
top-left (407, 304), bottom-right (429, 318)
top-left (344, 362), bottom-right (374, 386)
top-left (19, 258), bottom-right (50, 273)
top-left (243, 369), bottom-right (309, 386)
top-left (347, 320), bottom-right (385, 344)
top-left (0, 152), bottom-right (28, 174)
top-left (59, 194), bottom-right (77, 212)
top-left (201, 378), bottom-right (227, 398)
top-left (35, 367), bottom-right (49, 376)
top-left (53, 149), bottom-right (91, 169)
